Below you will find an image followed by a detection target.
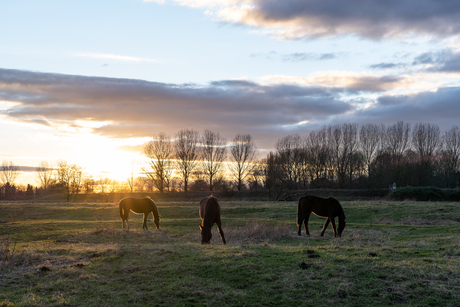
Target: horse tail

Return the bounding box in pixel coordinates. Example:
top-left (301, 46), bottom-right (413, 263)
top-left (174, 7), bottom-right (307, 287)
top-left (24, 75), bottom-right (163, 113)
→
top-left (119, 199), bottom-right (124, 220)
top-left (296, 197), bottom-right (303, 227)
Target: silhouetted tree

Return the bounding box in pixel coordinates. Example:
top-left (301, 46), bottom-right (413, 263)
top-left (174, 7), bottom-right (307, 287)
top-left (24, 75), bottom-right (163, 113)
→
top-left (381, 121), bottom-right (411, 185)
top-left (359, 123), bottom-right (382, 181)
top-left (229, 134), bottom-right (257, 191)
top-left (275, 134), bottom-right (303, 189)
top-left (412, 122), bottom-right (441, 186)
top-left (144, 133), bottom-right (173, 192)
top-left (55, 160), bottom-right (83, 201)
top-left (126, 161), bottom-right (137, 193)
top-left (1, 161), bottom-right (19, 185)
top-left (439, 125), bottom-right (460, 187)
top-left (35, 160), bottom-right (54, 195)
top-left (174, 129), bottom-right (200, 192)
top-left (201, 130), bottom-right (227, 191)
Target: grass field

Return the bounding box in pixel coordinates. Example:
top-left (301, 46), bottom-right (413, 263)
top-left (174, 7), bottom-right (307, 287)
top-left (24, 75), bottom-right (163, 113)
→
top-left (1, 198), bottom-right (460, 306)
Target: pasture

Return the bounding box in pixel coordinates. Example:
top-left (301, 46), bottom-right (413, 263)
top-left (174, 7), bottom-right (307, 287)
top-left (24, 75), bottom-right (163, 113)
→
top-left (1, 198), bottom-right (460, 306)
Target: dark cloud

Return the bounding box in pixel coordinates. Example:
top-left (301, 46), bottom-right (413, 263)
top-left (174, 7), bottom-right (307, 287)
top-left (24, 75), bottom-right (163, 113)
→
top-left (235, 0), bottom-right (460, 39)
top-left (413, 49), bottom-right (460, 72)
top-left (369, 63), bottom-right (406, 70)
top-left (0, 68), bottom-right (355, 146)
top-left (1, 68), bottom-right (459, 150)
top-left (357, 87), bottom-right (460, 127)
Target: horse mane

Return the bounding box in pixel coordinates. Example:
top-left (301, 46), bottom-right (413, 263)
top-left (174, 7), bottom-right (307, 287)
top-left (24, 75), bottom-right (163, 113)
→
top-left (148, 197), bottom-right (160, 218)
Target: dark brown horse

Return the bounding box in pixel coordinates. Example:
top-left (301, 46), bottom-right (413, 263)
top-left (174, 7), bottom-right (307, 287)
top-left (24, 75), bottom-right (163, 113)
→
top-left (119, 197), bottom-right (160, 230)
top-left (199, 196), bottom-right (226, 244)
top-left (296, 195), bottom-right (346, 237)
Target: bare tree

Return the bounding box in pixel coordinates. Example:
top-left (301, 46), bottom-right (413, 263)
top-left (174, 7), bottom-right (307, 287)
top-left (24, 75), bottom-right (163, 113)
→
top-left (412, 122), bottom-right (441, 186)
top-left (262, 152), bottom-right (282, 199)
top-left (126, 161), bottom-right (137, 193)
top-left (381, 121), bottom-right (411, 184)
top-left (275, 134), bottom-right (303, 188)
top-left (359, 124), bottom-right (382, 177)
top-left (305, 127), bottom-right (330, 187)
top-left (201, 130), bottom-right (227, 191)
top-left (55, 160), bottom-right (83, 201)
top-left (98, 177), bottom-right (111, 194)
top-left (1, 161), bottom-right (20, 185)
top-left (412, 122), bottom-right (441, 158)
top-left (143, 133), bottom-right (173, 192)
top-left (35, 160), bottom-right (54, 195)
top-left (382, 121), bottom-right (411, 156)
top-left (440, 125), bottom-right (460, 187)
top-left (229, 134), bottom-right (258, 191)
top-left (174, 129), bottom-right (200, 192)
top-left (336, 123), bottom-right (360, 188)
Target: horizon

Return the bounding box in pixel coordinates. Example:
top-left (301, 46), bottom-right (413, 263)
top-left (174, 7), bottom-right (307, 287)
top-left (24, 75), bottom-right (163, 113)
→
top-left (2, 0), bottom-right (460, 187)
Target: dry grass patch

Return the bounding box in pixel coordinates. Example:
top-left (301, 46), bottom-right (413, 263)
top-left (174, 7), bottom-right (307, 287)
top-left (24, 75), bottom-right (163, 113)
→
top-left (225, 220), bottom-right (293, 243)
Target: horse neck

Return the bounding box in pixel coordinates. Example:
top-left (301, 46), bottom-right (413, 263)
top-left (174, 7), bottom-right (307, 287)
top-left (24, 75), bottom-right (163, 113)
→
top-left (151, 203), bottom-right (159, 219)
top-left (337, 207), bottom-right (345, 224)
top-left (203, 209), bottom-right (216, 229)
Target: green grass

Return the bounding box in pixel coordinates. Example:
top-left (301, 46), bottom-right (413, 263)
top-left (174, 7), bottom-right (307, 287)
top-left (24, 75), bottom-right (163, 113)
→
top-left (1, 199), bottom-right (460, 306)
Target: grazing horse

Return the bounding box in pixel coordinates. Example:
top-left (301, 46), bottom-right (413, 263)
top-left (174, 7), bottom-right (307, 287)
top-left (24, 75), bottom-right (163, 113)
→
top-left (296, 195), bottom-right (346, 237)
top-left (119, 197), bottom-right (160, 230)
top-left (199, 196), bottom-right (226, 244)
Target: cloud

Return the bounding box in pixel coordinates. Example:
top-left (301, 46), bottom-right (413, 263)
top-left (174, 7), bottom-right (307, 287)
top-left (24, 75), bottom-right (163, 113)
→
top-left (356, 87), bottom-right (460, 126)
top-left (281, 52), bottom-right (337, 62)
top-left (250, 51), bottom-right (340, 62)
top-left (369, 63), bottom-right (407, 70)
top-left (161, 0), bottom-right (460, 40)
top-left (1, 68), bottom-right (460, 149)
top-left (413, 49), bottom-right (460, 72)
top-left (0, 68), bottom-right (355, 147)
top-left (262, 72), bottom-right (410, 93)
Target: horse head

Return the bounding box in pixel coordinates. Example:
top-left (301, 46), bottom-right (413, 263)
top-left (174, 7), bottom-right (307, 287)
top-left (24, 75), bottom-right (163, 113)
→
top-left (199, 225), bottom-right (212, 244)
top-left (154, 215), bottom-right (160, 229)
top-left (337, 217), bottom-right (346, 237)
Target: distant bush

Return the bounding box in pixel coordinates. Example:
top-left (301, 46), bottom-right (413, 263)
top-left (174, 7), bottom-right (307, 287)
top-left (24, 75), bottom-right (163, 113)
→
top-left (391, 186), bottom-right (460, 201)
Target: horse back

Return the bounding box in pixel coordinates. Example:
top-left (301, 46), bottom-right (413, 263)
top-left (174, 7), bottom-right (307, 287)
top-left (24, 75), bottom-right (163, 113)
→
top-left (200, 196), bottom-right (221, 227)
top-left (120, 197), bottom-right (155, 214)
top-left (300, 195), bottom-right (342, 218)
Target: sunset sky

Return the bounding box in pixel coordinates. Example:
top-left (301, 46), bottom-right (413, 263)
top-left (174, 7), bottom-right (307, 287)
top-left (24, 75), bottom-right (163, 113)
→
top-left (1, 0), bottom-right (460, 186)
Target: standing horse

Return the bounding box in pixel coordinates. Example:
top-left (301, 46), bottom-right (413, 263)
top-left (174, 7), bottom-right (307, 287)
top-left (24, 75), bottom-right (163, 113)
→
top-left (199, 196), bottom-right (226, 244)
top-left (296, 195), bottom-right (346, 237)
top-left (119, 197), bottom-right (160, 230)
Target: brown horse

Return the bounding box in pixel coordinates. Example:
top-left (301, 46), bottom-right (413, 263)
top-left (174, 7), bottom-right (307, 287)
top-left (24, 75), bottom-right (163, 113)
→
top-left (119, 197), bottom-right (160, 230)
top-left (296, 195), bottom-right (346, 237)
top-left (199, 196), bottom-right (226, 244)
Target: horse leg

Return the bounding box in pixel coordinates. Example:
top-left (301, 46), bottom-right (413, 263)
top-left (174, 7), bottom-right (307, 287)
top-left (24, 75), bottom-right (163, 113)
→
top-left (330, 217), bottom-right (338, 237)
top-left (304, 212), bottom-right (311, 236)
top-left (320, 218), bottom-right (330, 236)
top-left (297, 219), bottom-right (303, 236)
top-left (143, 213), bottom-right (148, 230)
top-left (216, 220), bottom-right (226, 244)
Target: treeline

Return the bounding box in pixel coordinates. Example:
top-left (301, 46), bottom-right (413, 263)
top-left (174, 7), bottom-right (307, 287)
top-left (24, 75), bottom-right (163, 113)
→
top-left (263, 121), bottom-right (460, 199)
top-left (1, 122), bottom-right (460, 201)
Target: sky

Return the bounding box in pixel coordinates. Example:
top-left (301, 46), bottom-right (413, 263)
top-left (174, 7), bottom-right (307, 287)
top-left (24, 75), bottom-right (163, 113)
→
top-left (1, 0), bottom-right (460, 186)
